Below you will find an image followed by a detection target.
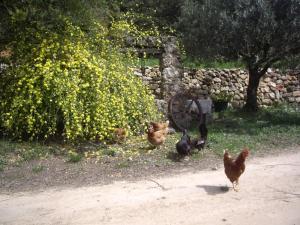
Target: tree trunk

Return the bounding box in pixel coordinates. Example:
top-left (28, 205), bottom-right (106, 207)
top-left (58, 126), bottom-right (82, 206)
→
top-left (244, 69), bottom-right (261, 112)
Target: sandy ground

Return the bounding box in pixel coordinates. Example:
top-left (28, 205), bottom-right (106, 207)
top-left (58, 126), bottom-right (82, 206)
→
top-left (1, 151), bottom-right (300, 225)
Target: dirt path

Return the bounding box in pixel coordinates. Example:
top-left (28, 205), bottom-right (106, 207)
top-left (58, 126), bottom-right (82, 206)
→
top-left (1, 151), bottom-right (300, 225)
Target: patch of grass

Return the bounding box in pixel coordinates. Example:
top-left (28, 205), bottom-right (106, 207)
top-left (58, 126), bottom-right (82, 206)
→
top-left (67, 151), bottom-right (82, 163)
top-left (273, 55), bottom-right (300, 70)
top-left (0, 105), bottom-right (299, 170)
top-left (130, 57), bottom-right (159, 67)
top-left (0, 140), bottom-right (55, 169)
top-left (206, 105), bottom-right (300, 155)
top-left (183, 57), bottom-right (245, 69)
top-left (103, 149), bottom-right (117, 157)
top-left (128, 56), bottom-right (246, 69)
top-left (116, 161), bottom-right (130, 169)
top-left (32, 165), bottom-right (44, 173)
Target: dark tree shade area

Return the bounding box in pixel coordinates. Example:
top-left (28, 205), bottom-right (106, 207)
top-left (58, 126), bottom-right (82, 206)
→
top-left (178, 0), bottom-right (300, 111)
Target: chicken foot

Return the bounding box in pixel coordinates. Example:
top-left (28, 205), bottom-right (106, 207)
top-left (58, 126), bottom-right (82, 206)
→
top-left (232, 180), bottom-right (240, 192)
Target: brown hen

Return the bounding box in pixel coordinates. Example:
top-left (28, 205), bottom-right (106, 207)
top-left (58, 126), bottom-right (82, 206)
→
top-left (224, 148), bottom-right (249, 191)
top-left (147, 126), bottom-right (168, 148)
top-left (150, 120), bottom-right (169, 132)
top-left (114, 128), bottom-right (127, 143)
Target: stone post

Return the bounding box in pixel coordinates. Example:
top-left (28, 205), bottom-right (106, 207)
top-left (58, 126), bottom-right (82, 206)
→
top-left (159, 36), bottom-right (183, 100)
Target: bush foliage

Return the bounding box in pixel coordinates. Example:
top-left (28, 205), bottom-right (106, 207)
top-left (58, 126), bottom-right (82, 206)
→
top-left (0, 14), bottom-right (159, 141)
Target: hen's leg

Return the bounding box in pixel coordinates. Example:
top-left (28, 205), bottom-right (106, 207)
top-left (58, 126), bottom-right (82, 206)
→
top-left (234, 180), bottom-right (240, 192)
top-left (232, 182), bottom-right (236, 191)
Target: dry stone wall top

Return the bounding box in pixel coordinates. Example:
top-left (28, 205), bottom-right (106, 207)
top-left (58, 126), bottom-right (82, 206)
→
top-left (135, 67), bottom-right (300, 110)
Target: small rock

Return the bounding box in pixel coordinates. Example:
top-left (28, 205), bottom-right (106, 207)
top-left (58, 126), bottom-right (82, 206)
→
top-left (293, 91), bottom-right (300, 97)
top-left (269, 92), bottom-right (275, 99)
top-left (134, 71), bottom-right (143, 76)
top-left (262, 99), bottom-right (272, 105)
top-left (269, 82), bottom-right (276, 88)
top-left (240, 74), bottom-right (247, 80)
top-left (276, 79), bottom-right (283, 84)
top-left (288, 97), bottom-right (295, 102)
top-left (213, 77), bottom-right (222, 83)
top-left (260, 82), bottom-right (267, 87)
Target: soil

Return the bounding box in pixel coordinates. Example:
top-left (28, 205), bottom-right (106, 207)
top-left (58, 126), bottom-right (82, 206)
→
top-left (0, 149), bottom-right (221, 193)
top-left (0, 147), bottom-right (300, 225)
top-left (1, 145), bottom-right (298, 194)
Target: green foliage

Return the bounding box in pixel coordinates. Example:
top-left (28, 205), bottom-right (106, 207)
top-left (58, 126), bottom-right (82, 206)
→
top-left (177, 0), bottom-right (226, 58)
top-left (211, 91), bottom-right (233, 102)
top-left (0, 0), bottom-right (114, 47)
top-left (182, 57), bottom-right (245, 69)
top-left (273, 55), bottom-right (300, 70)
top-left (32, 165), bottom-right (44, 173)
top-left (103, 149), bottom-right (117, 157)
top-left (0, 157), bottom-right (5, 171)
top-left (207, 105), bottom-right (300, 154)
top-left (0, 105), bottom-right (299, 171)
top-left (178, 0), bottom-right (300, 64)
top-left (178, 0), bottom-right (300, 111)
top-left (130, 57), bottom-right (160, 67)
top-left (119, 0), bottom-right (181, 32)
top-left (220, 0), bottom-right (300, 69)
top-left (0, 139), bottom-right (54, 169)
top-left (0, 13), bottom-right (159, 141)
top-left (67, 150), bottom-right (82, 163)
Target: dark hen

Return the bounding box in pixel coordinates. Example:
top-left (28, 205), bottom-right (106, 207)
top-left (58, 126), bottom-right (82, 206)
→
top-left (193, 118), bottom-right (208, 151)
top-left (176, 129), bottom-right (192, 156)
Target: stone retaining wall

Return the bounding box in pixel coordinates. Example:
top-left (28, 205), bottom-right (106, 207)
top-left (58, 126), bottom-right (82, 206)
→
top-left (134, 67), bottom-right (300, 108)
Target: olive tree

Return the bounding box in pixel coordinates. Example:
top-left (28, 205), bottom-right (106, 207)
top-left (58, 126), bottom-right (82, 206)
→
top-left (223, 0), bottom-right (300, 111)
top-left (179, 0), bottom-right (300, 111)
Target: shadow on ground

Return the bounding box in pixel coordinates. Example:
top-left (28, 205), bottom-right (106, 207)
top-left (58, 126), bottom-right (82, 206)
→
top-left (196, 185), bottom-right (229, 195)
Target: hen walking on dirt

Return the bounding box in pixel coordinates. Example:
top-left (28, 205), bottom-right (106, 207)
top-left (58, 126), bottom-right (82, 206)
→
top-left (223, 148), bottom-right (249, 191)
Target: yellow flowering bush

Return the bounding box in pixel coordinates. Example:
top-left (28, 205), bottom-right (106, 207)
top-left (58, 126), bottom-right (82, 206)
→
top-left (0, 18), bottom-right (159, 141)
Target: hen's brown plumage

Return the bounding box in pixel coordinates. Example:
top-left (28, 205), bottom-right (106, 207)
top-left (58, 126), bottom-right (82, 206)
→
top-left (150, 120), bottom-right (169, 132)
top-left (114, 128), bottom-right (127, 143)
top-left (147, 126), bottom-right (168, 147)
top-left (224, 148), bottom-right (249, 191)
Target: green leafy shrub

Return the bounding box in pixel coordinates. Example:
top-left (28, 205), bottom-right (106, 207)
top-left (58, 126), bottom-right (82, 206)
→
top-left (0, 17), bottom-right (158, 141)
top-left (211, 91), bottom-right (233, 102)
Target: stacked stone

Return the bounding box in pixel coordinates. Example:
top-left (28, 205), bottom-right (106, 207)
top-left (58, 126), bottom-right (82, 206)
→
top-left (134, 67), bottom-right (162, 98)
top-left (134, 67), bottom-right (300, 108)
top-left (182, 68), bottom-right (248, 108)
top-left (258, 69), bottom-right (300, 105)
top-left (280, 70), bottom-right (300, 104)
